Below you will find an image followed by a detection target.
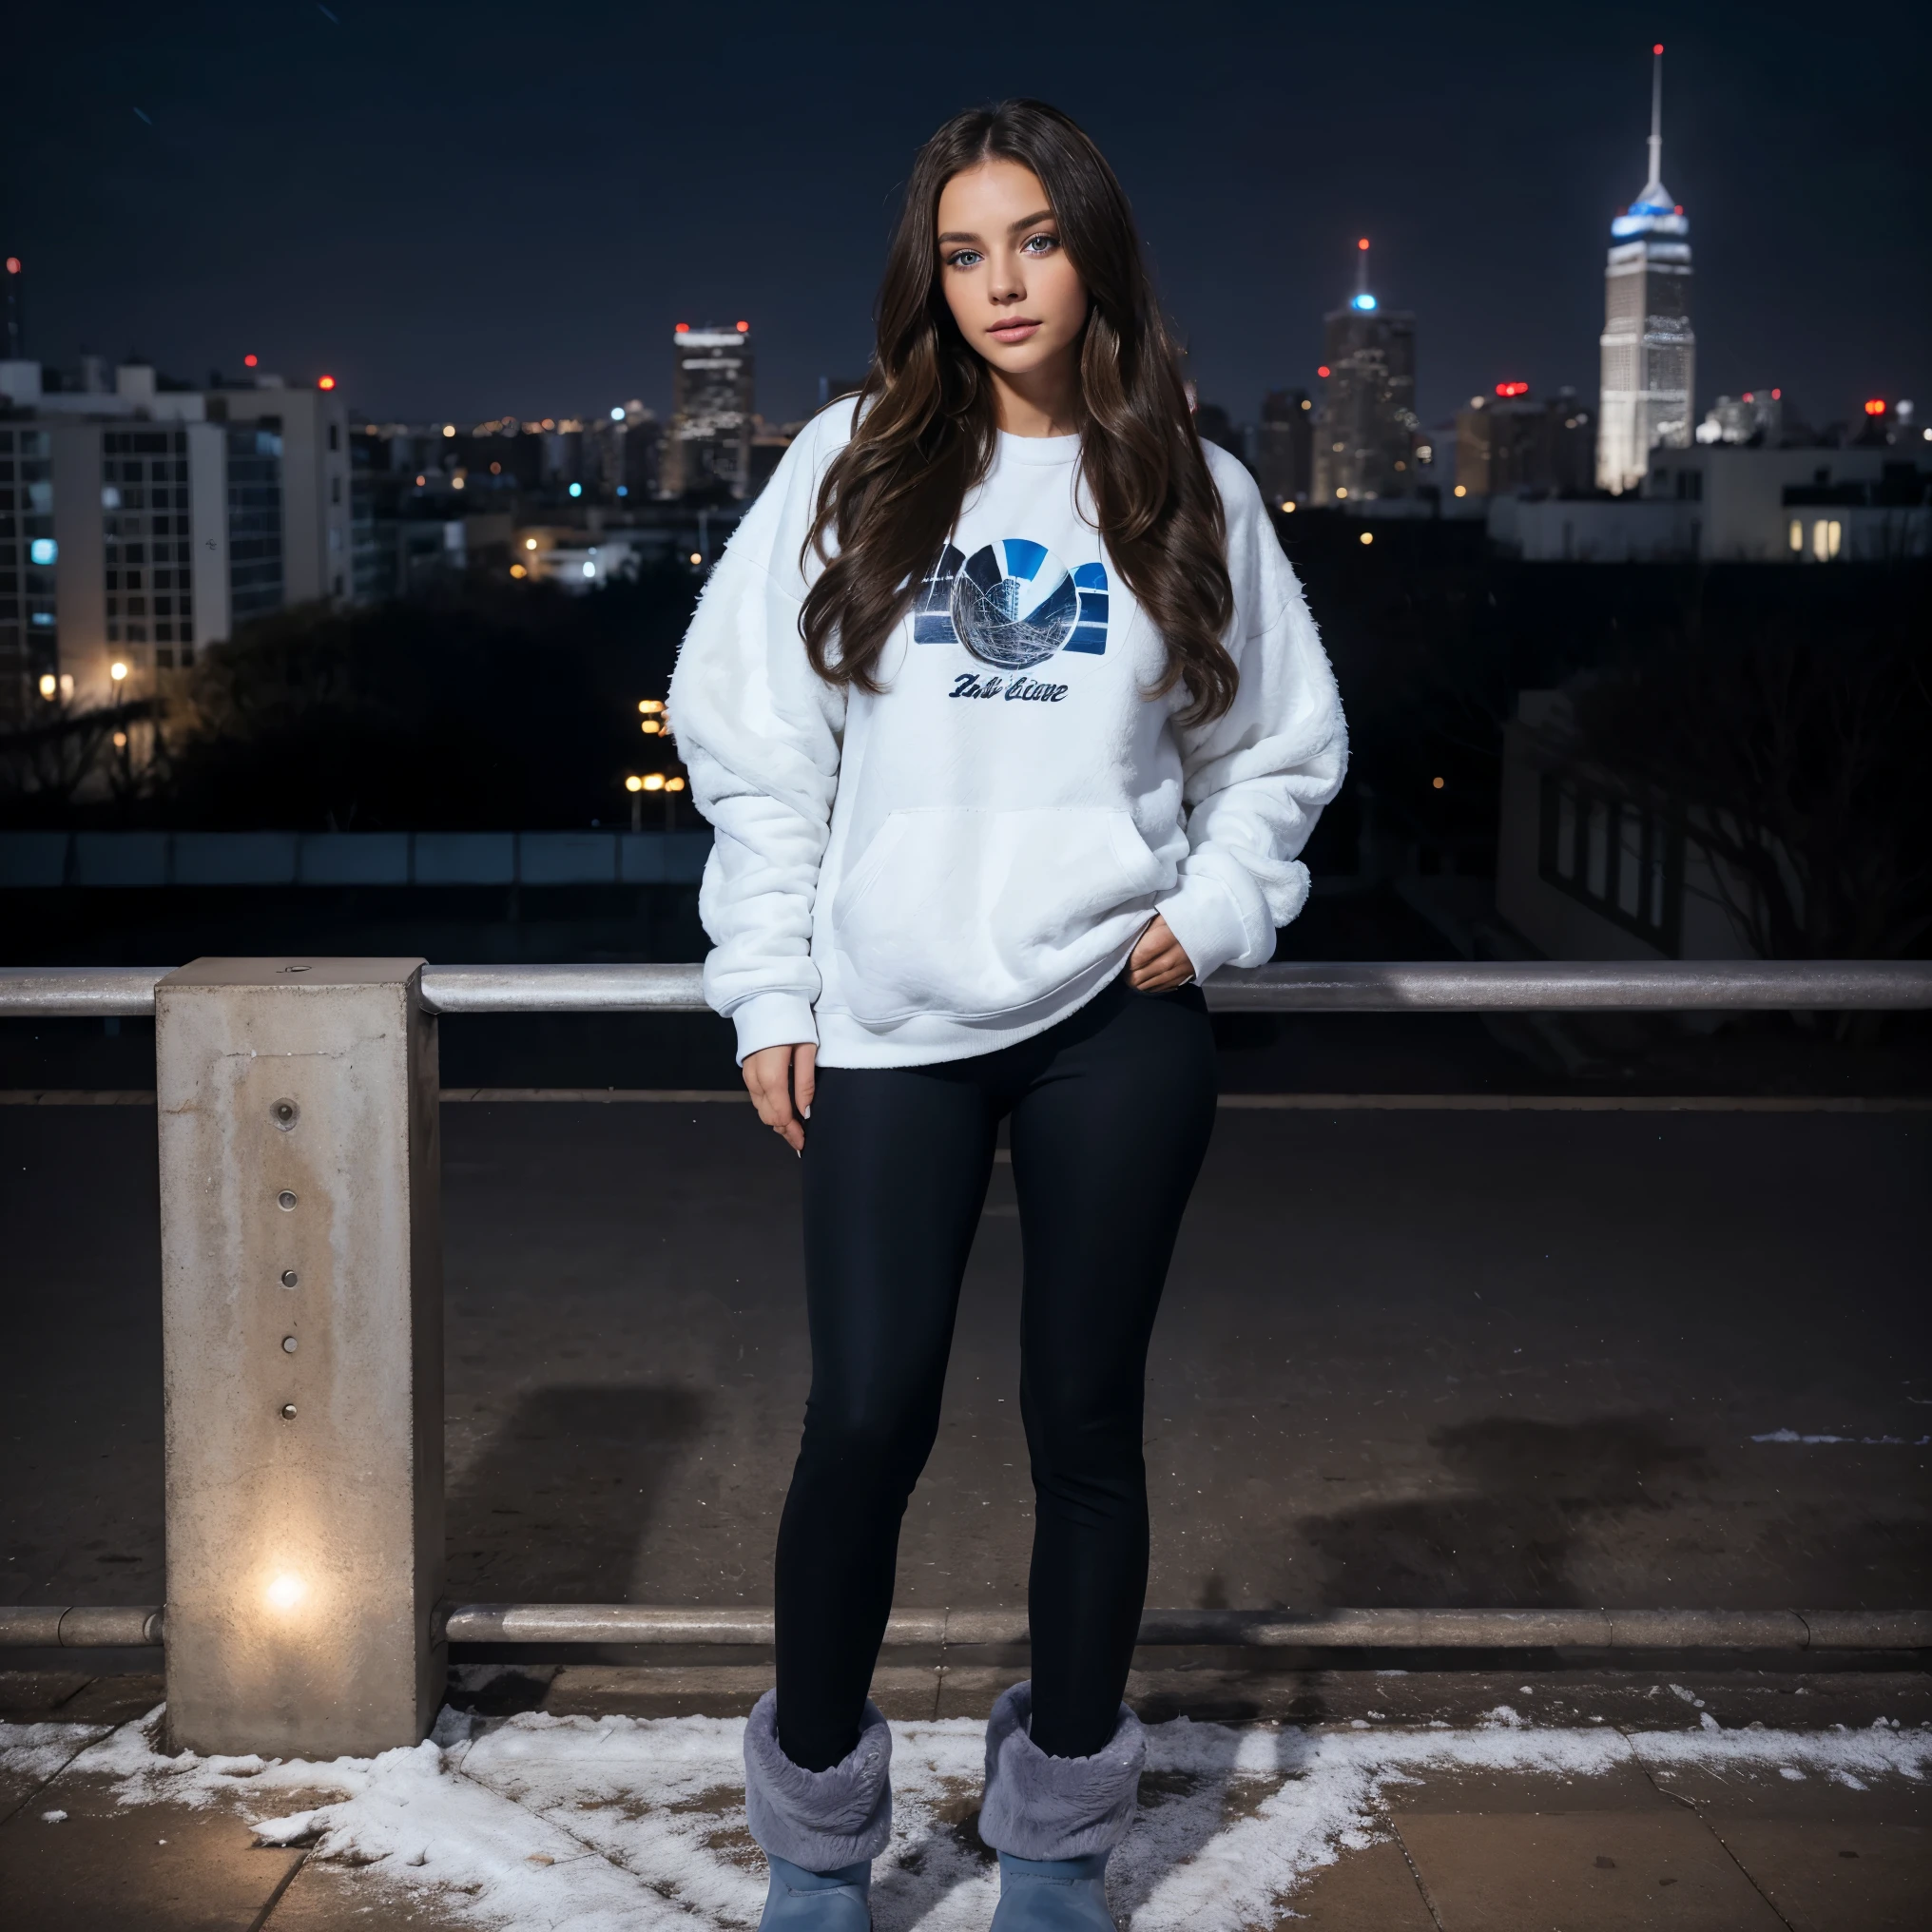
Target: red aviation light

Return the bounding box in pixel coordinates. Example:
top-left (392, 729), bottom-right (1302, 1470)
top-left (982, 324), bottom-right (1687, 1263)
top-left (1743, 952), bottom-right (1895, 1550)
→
top-left (1864, 399), bottom-right (1886, 416)
top-left (1357, 238), bottom-right (1369, 250)
top-left (1317, 365), bottom-right (1331, 378)
top-left (1652, 42), bottom-right (1664, 54)
top-left (1496, 380), bottom-right (1530, 397)
top-left (1771, 388), bottom-right (1782, 400)
top-left (4, 257), bottom-right (21, 274)
top-left (735, 319), bottom-right (749, 332)
top-left (243, 353), bottom-right (259, 368)
top-left (675, 321), bottom-right (690, 333)
top-left (318, 374), bottom-right (337, 390)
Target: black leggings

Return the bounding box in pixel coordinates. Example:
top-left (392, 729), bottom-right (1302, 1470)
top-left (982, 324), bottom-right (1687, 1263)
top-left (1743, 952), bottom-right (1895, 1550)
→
top-left (775, 972), bottom-right (1217, 1771)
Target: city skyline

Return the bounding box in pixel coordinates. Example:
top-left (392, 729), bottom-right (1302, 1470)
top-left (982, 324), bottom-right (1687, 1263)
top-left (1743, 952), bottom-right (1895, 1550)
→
top-left (5, 4), bottom-right (1925, 436)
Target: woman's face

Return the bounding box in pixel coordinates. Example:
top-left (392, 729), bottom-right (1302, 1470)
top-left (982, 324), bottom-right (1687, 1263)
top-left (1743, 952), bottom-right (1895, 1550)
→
top-left (936, 158), bottom-right (1089, 385)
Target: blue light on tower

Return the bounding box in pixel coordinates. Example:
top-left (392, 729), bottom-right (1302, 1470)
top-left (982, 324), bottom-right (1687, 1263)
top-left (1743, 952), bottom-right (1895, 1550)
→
top-left (569, 482), bottom-right (583, 497)
top-left (1351, 293), bottom-right (1378, 312)
top-left (29, 537), bottom-right (57, 564)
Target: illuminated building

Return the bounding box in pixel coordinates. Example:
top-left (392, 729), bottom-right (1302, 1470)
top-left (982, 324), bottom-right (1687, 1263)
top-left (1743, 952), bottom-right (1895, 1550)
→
top-left (664, 322), bottom-right (754, 498)
top-left (1313, 240), bottom-right (1418, 504)
top-left (1596, 46), bottom-right (1696, 493)
top-left (1254, 388), bottom-right (1313, 506)
top-left (1456, 385), bottom-right (1595, 496)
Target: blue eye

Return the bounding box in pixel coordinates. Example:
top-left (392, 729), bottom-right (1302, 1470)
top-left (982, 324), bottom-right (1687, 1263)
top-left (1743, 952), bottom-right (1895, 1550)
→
top-left (947, 248), bottom-right (983, 269)
top-left (1021, 233), bottom-right (1058, 255)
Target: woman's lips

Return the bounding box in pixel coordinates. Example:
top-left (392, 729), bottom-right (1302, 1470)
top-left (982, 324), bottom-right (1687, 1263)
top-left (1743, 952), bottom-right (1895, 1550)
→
top-left (988, 319), bottom-right (1041, 342)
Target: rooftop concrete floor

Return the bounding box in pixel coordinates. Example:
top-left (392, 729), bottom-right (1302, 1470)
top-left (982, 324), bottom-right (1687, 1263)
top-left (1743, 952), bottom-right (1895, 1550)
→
top-left (5, 1097), bottom-right (1927, 1616)
top-left (2, 1096), bottom-right (1929, 1925)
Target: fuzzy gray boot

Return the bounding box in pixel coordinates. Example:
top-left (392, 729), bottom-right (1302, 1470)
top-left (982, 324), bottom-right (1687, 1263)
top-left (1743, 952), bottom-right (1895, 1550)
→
top-left (744, 1690), bottom-right (894, 1882)
top-left (977, 1681), bottom-right (1145, 1862)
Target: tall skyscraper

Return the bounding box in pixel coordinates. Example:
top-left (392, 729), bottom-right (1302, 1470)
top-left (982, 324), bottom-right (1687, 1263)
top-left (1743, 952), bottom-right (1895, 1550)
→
top-left (664, 321), bottom-right (754, 498)
top-left (1596, 46), bottom-right (1696, 494)
top-left (1313, 241), bottom-right (1418, 505)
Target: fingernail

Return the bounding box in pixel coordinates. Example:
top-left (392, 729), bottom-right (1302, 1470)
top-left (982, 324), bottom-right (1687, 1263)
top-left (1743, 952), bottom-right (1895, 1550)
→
top-left (802, 1105), bottom-right (811, 1119)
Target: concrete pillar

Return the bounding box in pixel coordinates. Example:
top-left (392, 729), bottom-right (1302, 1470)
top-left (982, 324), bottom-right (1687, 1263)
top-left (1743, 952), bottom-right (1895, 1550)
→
top-left (156, 958), bottom-right (443, 1757)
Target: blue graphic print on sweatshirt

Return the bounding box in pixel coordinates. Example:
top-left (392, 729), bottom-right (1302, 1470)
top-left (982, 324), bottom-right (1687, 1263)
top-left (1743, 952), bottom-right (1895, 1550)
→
top-left (913, 540), bottom-right (1109, 666)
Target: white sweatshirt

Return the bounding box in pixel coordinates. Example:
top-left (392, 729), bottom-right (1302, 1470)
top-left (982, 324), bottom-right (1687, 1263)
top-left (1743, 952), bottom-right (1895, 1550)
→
top-left (668, 404), bottom-right (1347, 1069)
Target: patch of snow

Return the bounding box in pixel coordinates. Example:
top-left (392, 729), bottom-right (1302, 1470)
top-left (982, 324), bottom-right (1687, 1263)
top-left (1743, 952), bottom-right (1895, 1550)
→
top-left (1750, 1428), bottom-right (1923, 1445)
top-left (5, 1707), bottom-right (1928, 1932)
top-left (0, 1720), bottom-right (109, 1790)
top-left (42, 1808), bottom-right (68, 1823)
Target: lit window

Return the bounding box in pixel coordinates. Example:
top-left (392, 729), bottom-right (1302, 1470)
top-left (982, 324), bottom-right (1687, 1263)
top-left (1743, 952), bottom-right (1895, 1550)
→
top-left (1788, 520), bottom-right (1802, 553)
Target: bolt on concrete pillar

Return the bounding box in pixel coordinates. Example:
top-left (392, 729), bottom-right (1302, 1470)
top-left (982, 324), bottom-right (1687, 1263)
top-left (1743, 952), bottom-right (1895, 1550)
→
top-left (156, 958), bottom-right (443, 1758)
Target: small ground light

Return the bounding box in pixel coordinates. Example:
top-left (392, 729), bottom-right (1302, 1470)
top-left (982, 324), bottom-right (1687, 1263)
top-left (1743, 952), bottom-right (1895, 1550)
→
top-left (625, 776), bottom-right (644, 793)
top-left (38, 674), bottom-right (56, 698)
top-left (643, 774), bottom-right (667, 792)
top-left (110, 660), bottom-right (128, 681)
top-left (642, 719), bottom-right (661, 734)
top-left (1281, 500), bottom-right (1296, 512)
top-left (1432, 776), bottom-right (1445, 789)
top-left (1454, 484), bottom-right (1468, 498)
top-left (1359, 531), bottom-right (1374, 546)
top-left (264, 1575), bottom-right (305, 1613)
top-left (667, 777), bottom-right (686, 792)
top-left (639, 699), bottom-right (664, 714)
top-left (510, 564), bottom-right (527, 578)
top-left (112, 731), bottom-right (128, 748)
top-left (525, 537), bottom-right (538, 550)
top-left (689, 551), bottom-right (703, 565)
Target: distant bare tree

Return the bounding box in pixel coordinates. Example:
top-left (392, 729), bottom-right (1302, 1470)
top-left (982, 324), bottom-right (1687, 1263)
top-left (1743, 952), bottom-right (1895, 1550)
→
top-left (1557, 578), bottom-right (1931, 961)
top-left (0, 697), bottom-right (153, 811)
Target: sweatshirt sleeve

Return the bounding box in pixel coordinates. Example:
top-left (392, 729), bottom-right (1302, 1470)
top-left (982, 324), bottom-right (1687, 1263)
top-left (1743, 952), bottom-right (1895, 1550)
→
top-left (1153, 449), bottom-right (1348, 984)
top-left (667, 412), bottom-right (851, 1062)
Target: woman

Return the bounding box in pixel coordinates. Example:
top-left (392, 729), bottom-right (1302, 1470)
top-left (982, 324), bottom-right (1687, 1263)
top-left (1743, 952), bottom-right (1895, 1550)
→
top-left (669, 100), bottom-right (1346, 1932)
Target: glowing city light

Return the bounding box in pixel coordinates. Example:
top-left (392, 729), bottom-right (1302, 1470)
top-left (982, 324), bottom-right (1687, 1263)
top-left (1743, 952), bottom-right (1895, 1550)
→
top-left (689, 551), bottom-right (702, 565)
top-left (110, 661), bottom-right (128, 682)
top-left (1432, 776), bottom-right (1445, 790)
top-left (1496, 381), bottom-right (1530, 398)
top-left (569, 482), bottom-right (583, 496)
top-left (642, 719), bottom-right (661, 735)
top-left (4, 257), bottom-right (19, 274)
top-left (667, 777), bottom-right (686, 792)
top-left (525, 537), bottom-right (538, 550)
top-left (610, 407), bottom-right (625, 420)
top-left (510, 563), bottom-right (527, 578)
top-left (112, 730), bottom-right (128, 749)
top-left (1864, 399), bottom-right (1886, 416)
top-left (442, 424), bottom-right (455, 437)
top-left (1280, 500), bottom-right (1296, 513)
top-left (1652, 41), bottom-right (1663, 54)
top-left (625, 776), bottom-right (643, 793)
top-left (1317, 365), bottom-right (1330, 379)
top-left (1359, 531), bottom-right (1374, 546)
top-left (643, 773), bottom-right (666, 791)
top-left (265, 1574), bottom-right (306, 1613)
top-left (1771, 388), bottom-right (1782, 400)
top-left (318, 374), bottom-right (337, 390)
top-left (639, 699), bottom-right (664, 713)
top-left (29, 536), bottom-right (56, 564)
top-left (1453, 485), bottom-right (1468, 498)
top-left (38, 674), bottom-right (56, 698)
top-left (581, 560), bottom-right (596, 578)
top-left (675, 322), bottom-right (690, 333)
top-left (1351, 294), bottom-right (1377, 311)
top-left (244, 354), bottom-right (259, 368)
top-left (736, 319), bottom-right (749, 332)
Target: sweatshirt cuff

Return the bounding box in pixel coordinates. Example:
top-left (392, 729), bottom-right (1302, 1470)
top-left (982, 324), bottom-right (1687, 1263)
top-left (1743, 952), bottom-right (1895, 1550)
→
top-left (1156, 871), bottom-right (1258, 985)
top-left (729, 992), bottom-right (819, 1065)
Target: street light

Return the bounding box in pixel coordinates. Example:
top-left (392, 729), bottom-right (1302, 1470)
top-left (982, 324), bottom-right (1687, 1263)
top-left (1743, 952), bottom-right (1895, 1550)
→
top-left (110, 660), bottom-right (129, 682)
top-left (38, 673), bottom-right (56, 700)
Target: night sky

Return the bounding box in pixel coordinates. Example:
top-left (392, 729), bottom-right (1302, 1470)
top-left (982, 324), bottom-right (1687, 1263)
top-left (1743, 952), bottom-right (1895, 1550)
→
top-left (8, 1), bottom-right (1927, 435)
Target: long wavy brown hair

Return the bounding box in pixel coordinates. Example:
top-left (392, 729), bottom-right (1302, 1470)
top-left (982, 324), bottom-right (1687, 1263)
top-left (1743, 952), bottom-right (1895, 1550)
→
top-left (801, 100), bottom-right (1238, 724)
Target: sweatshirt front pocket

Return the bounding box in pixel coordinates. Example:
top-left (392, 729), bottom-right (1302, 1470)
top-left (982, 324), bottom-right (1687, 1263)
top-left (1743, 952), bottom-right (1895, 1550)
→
top-left (830, 806), bottom-right (1168, 1026)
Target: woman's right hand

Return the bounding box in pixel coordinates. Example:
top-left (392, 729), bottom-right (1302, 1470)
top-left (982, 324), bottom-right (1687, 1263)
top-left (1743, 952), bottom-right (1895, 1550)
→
top-left (743, 1042), bottom-right (817, 1154)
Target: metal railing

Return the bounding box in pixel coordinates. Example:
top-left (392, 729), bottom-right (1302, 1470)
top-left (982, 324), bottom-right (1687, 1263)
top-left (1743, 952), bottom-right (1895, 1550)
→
top-left (5, 956), bottom-right (1931, 1017)
top-left (3, 953), bottom-right (1928, 1759)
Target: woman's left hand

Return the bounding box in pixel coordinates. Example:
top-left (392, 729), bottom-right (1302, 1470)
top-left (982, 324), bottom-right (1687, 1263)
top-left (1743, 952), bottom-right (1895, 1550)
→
top-left (1129, 914), bottom-right (1197, 992)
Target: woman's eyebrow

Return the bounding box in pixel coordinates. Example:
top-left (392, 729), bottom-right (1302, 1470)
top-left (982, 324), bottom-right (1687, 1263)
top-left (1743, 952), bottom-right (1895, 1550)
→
top-left (936, 230), bottom-right (984, 244)
top-left (1007, 208), bottom-right (1054, 233)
